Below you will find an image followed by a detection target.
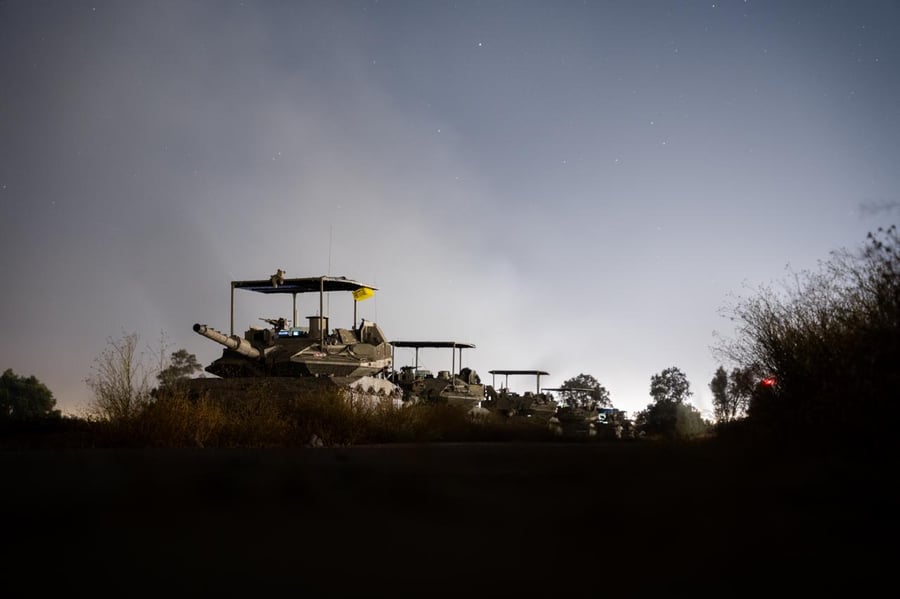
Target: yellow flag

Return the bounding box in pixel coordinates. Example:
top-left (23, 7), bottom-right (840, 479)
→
top-left (352, 287), bottom-right (375, 301)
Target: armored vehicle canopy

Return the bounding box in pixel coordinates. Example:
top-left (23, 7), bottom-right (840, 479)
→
top-left (488, 369), bottom-right (550, 394)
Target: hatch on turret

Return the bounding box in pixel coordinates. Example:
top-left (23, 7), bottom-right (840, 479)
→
top-left (245, 327), bottom-right (275, 346)
top-left (307, 315), bottom-right (329, 339)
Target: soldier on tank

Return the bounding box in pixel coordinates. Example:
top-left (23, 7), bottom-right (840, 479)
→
top-left (270, 269), bottom-right (286, 288)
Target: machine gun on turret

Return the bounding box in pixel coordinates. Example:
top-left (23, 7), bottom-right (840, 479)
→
top-left (260, 317), bottom-right (288, 331)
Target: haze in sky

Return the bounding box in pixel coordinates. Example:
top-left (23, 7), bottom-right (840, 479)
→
top-left (2, 0), bottom-right (899, 418)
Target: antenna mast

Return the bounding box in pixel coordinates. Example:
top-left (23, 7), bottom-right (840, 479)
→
top-left (326, 224), bottom-right (333, 315)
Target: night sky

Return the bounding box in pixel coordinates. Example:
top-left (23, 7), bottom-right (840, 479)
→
top-left (2, 0), bottom-right (899, 418)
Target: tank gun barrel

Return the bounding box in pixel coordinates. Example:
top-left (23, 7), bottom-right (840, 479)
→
top-left (193, 323), bottom-right (261, 359)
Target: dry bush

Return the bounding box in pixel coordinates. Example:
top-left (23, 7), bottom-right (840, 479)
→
top-left (217, 393), bottom-right (294, 447)
top-left (85, 332), bottom-right (154, 422)
top-left (34, 382), bottom-right (572, 448)
top-left (717, 225), bottom-right (899, 447)
top-left (96, 388), bottom-right (223, 448)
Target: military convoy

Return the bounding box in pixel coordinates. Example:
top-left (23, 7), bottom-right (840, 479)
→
top-left (188, 270), bottom-right (631, 435)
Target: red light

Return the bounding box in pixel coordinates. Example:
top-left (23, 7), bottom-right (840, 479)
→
top-left (761, 377), bottom-right (776, 387)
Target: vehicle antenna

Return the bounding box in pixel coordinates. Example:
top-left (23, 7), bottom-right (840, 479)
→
top-left (327, 224), bottom-right (333, 314)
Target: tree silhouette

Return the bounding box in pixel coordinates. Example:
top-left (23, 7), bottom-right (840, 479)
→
top-left (709, 366), bottom-right (753, 423)
top-left (560, 373), bottom-right (612, 409)
top-left (636, 367), bottom-right (706, 439)
top-left (0, 369), bottom-right (60, 420)
top-left (157, 349), bottom-right (203, 389)
top-left (649, 366), bottom-right (692, 405)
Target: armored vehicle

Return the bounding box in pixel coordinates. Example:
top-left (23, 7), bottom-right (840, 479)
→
top-left (542, 387), bottom-right (599, 436)
top-left (542, 387), bottom-right (630, 438)
top-left (388, 341), bottom-right (483, 410)
top-left (191, 274), bottom-right (397, 395)
top-left (593, 407), bottom-right (634, 439)
top-left (481, 370), bottom-right (558, 421)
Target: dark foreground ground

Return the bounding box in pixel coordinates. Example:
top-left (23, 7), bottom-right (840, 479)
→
top-left (1, 440), bottom-right (894, 596)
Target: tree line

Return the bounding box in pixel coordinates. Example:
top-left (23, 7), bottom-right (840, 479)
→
top-left (4, 224), bottom-right (896, 449)
top-left (1, 337), bottom-right (202, 423)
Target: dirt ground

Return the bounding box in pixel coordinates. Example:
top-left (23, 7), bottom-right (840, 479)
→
top-left (1, 441), bottom-right (892, 596)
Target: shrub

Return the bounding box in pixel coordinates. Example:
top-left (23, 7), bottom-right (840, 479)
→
top-left (717, 225), bottom-right (900, 448)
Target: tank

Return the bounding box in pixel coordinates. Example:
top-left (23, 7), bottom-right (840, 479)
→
top-left (188, 274), bottom-right (398, 398)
